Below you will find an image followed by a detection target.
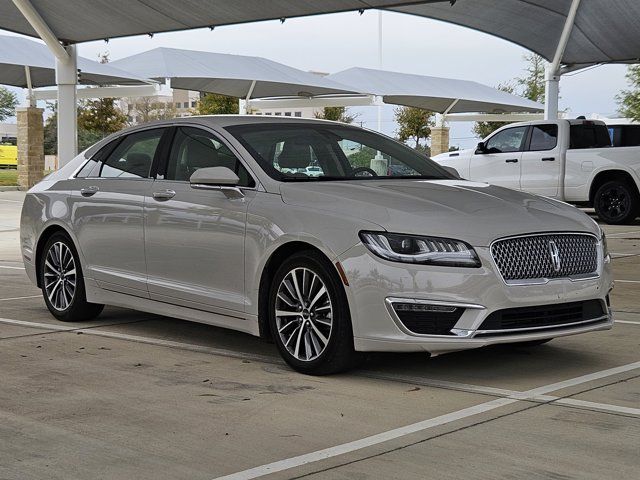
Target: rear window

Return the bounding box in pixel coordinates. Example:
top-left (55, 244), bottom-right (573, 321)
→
top-left (528, 124), bottom-right (558, 151)
top-left (610, 125), bottom-right (640, 147)
top-left (569, 124), bottom-right (611, 149)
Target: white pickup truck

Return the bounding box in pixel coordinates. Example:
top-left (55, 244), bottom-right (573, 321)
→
top-left (433, 119), bottom-right (640, 224)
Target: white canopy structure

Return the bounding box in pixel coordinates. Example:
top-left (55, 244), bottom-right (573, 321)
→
top-left (0, 35), bottom-right (150, 89)
top-left (3, 0), bottom-right (639, 162)
top-left (110, 47), bottom-right (357, 104)
top-left (326, 67), bottom-right (543, 114)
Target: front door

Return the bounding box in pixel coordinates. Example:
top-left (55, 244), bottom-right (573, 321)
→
top-left (144, 126), bottom-right (256, 314)
top-left (520, 123), bottom-right (561, 198)
top-left (469, 125), bottom-right (528, 190)
top-left (70, 127), bottom-right (166, 297)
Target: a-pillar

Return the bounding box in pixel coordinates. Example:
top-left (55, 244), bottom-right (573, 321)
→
top-left (16, 106), bottom-right (45, 190)
top-left (430, 126), bottom-right (450, 157)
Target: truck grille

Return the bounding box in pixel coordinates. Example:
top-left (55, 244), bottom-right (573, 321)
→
top-left (491, 233), bottom-right (598, 283)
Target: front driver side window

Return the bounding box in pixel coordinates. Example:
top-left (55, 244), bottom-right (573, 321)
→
top-left (165, 127), bottom-right (254, 187)
top-left (484, 126), bottom-right (528, 153)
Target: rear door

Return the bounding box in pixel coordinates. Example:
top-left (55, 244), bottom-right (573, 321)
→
top-left (469, 125), bottom-right (527, 189)
top-left (70, 127), bottom-right (168, 296)
top-left (520, 123), bottom-right (561, 197)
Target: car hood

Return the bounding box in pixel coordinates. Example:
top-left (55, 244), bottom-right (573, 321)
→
top-left (279, 179), bottom-right (599, 246)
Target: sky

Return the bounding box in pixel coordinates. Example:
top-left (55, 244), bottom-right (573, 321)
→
top-left (2, 10), bottom-right (631, 149)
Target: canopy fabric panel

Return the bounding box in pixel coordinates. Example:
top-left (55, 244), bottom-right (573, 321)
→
top-left (0, 35), bottom-right (150, 87)
top-left (110, 47), bottom-right (356, 98)
top-left (327, 67), bottom-right (543, 113)
top-left (0, 1), bottom-right (435, 44)
top-left (389, 0), bottom-right (640, 66)
top-left (0, 1), bottom-right (638, 66)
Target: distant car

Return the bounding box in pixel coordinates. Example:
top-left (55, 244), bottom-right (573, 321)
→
top-left (305, 165), bottom-right (323, 176)
top-left (0, 143), bottom-right (17, 168)
top-left (21, 116), bottom-right (613, 375)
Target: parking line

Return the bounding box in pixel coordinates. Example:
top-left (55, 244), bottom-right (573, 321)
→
top-left (0, 265), bottom-right (25, 270)
top-left (615, 279), bottom-right (640, 284)
top-left (0, 198), bottom-right (22, 203)
top-left (0, 295), bottom-right (41, 302)
top-left (606, 231), bottom-right (640, 238)
top-left (617, 320), bottom-right (640, 325)
top-left (213, 361), bottom-right (640, 480)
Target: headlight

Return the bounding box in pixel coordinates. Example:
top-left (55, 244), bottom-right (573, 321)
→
top-left (359, 231), bottom-right (481, 267)
top-left (601, 230), bottom-right (610, 262)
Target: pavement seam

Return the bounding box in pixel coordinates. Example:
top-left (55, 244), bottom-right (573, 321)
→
top-left (286, 373), bottom-right (640, 480)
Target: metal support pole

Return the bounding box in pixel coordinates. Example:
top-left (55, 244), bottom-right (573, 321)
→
top-left (56, 44), bottom-right (78, 165)
top-left (544, 0), bottom-right (581, 119)
top-left (376, 10), bottom-right (383, 133)
top-left (24, 66), bottom-right (36, 107)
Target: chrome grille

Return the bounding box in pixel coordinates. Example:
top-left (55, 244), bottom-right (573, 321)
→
top-left (491, 234), bottom-right (598, 283)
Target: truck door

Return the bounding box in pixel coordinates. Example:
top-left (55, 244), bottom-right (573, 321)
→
top-left (520, 124), bottom-right (561, 198)
top-left (469, 125), bottom-right (527, 190)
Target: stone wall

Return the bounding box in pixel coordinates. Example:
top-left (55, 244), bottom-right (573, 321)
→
top-left (17, 107), bottom-right (45, 190)
top-left (430, 126), bottom-right (450, 157)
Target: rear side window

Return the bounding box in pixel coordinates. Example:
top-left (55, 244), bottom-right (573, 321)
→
top-left (88, 129), bottom-right (164, 178)
top-left (611, 125), bottom-right (640, 147)
top-left (528, 124), bottom-right (558, 151)
top-left (569, 124), bottom-right (611, 149)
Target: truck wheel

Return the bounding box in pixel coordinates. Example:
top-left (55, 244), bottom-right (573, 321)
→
top-left (594, 180), bottom-right (639, 225)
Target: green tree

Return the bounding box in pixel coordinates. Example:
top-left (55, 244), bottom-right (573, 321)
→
top-left (314, 106), bottom-right (357, 124)
top-left (77, 98), bottom-right (128, 138)
top-left (473, 54), bottom-right (547, 139)
top-left (196, 93), bottom-right (239, 115)
top-left (394, 106), bottom-right (434, 149)
top-left (616, 64), bottom-right (640, 122)
top-left (0, 86), bottom-right (18, 121)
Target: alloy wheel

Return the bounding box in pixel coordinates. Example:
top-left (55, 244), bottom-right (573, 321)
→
top-left (275, 267), bottom-right (333, 362)
top-left (599, 185), bottom-right (630, 221)
top-left (44, 241), bottom-right (77, 311)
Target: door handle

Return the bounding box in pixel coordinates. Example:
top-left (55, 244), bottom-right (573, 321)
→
top-left (541, 157), bottom-right (555, 161)
top-left (80, 186), bottom-right (99, 196)
top-left (505, 158), bottom-right (519, 163)
top-left (152, 189), bottom-right (176, 200)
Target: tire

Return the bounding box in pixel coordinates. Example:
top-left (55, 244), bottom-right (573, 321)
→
top-left (39, 232), bottom-right (104, 322)
top-left (268, 250), bottom-right (358, 375)
top-left (593, 180), bottom-right (640, 225)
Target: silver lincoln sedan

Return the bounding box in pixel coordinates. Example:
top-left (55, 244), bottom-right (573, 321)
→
top-left (20, 116), bottom-right (614, 374)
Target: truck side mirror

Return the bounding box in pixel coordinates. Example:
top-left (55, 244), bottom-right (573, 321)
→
top-left (475, 142), bottom-right (486, 154)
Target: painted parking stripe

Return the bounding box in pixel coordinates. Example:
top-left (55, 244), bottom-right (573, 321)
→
top-left (0, 265), bottom-right (25, 270)
top-left (0, 295), bottom-right (41, 302)
top-left (0, 198), bottom-right (23, 203)
top-left (616, 320), bottom-right (640, 325)
top-left (615, 279), bottom-right (640, 284)
top-left (213, 361), bottom-right (640, 480)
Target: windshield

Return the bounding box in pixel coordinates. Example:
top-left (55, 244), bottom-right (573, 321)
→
top-left (226, 123), bottom-right (453, 182)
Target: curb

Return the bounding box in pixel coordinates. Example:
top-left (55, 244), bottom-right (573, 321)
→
top-left (0, 186), bottom-right (20, 192)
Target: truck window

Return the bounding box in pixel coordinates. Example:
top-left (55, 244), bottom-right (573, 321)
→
top-left (528, 124), bottom-right (558, 151)
top-left (484, 126), bottom-right (527, 153)
top-left (610, 125), bottom-right (640, 147)
top-left (569, 124), bottom-right (611, 149)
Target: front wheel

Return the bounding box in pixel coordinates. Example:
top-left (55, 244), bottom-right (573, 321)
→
top-left (594, 180), bottom-right (639, 225)
top-left (40, 232), bottom-right (104, 322)
top-left (268, 251), bottom-right (357, 375)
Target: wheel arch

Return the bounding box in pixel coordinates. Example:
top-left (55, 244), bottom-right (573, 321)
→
top-left (34, 223), bottom-right (77, 288)
top-left (589, 169), bottom-right (640, 204)
top-left (257, 241), bottom-right (345, 341)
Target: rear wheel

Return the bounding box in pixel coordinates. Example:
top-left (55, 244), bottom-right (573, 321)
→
top-left (593, 180), bottom-right (639, 225)
top-left (268, 251), bottom-right (357, 375)
top-left (40, 232), bottom-right (104, 322)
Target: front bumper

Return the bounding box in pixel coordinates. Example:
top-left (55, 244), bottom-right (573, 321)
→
top-left (338, 244), bottom-right (614, 354)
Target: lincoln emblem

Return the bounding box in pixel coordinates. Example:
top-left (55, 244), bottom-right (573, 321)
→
top-left (548, 240), bottom-right (561, 272)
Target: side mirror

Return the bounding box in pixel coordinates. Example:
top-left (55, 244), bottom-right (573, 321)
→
top-left (475, 142), bottom-right (486, 154)
top-left (189, 166), bottom-right (239, 186)
top-left (441, 166), bottom-right (461, 179)
top-left (189, 167), bottom-right (244, 199)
